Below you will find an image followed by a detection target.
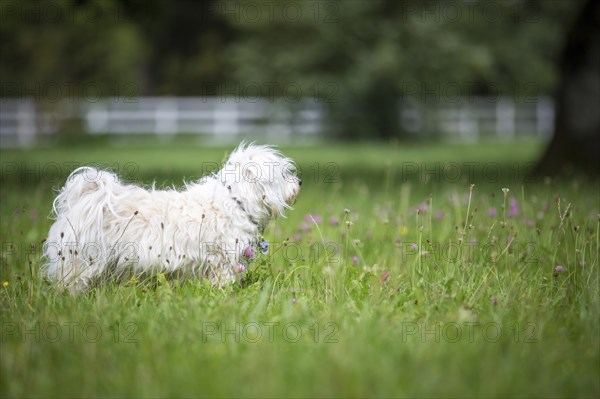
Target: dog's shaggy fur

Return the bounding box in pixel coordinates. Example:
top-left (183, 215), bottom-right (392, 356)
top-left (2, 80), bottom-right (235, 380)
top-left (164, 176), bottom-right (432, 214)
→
top-left (42, 144), bottom-right (301, 291)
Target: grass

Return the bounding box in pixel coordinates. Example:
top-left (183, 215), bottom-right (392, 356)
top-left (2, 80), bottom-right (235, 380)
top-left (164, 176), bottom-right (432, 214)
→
top-left (1, 139), bottom-right (598, 398)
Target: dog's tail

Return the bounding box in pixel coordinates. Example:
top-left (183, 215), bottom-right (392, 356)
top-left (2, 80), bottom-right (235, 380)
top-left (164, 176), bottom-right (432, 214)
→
top-left (43, 167), bottom-right (125, 288)
top-left (51, 167), bottom-right (123, 220)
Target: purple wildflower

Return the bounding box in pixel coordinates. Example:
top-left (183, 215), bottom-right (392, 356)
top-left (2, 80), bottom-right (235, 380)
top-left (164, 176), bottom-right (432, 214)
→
top-left (487, 207), bottom-right (497, 217)
top-left (235, 263), bottom-right (246, 273)
top-left (507, 197), bottom-right (520, 218)
top-left (411, 243), bottom-right (418, 251)
top-left (380, 272), bottom-right (390, 283)
top-left (555, 265), bottom-right (564, 273)
top-left (243, 246), bottom-right (254, 259)
top-left (298, 223), bottom-right (311, 232)
top-left (416, 202), bottom-right (429, 213)
top-left (352, 256), bottom-right (359, 265)
top-left (293, 234), bottom-right (302, 242)
top-left (434, 210), bottom-right (445, 220)
top-left (306, 214), bottom-right (323, 224)
top-left (329, 216), bottom-right (339, 226)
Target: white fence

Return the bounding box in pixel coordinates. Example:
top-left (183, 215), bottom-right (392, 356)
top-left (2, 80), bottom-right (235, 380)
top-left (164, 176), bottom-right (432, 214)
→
top-left (400, 97), bottom-right (554, 141)
top-left (0, 96), bottom-right (554, 147)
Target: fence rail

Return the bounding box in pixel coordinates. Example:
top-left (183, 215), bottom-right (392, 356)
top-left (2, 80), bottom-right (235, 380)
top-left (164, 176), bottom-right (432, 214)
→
top-left (0, 96), bottom-right (554, 147)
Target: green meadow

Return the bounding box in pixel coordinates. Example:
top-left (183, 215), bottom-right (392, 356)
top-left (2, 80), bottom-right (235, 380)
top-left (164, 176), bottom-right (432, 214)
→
top-left (1, 139), bottom-right (598, 398)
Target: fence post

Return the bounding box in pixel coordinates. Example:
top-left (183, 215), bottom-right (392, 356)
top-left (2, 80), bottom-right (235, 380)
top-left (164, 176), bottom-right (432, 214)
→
top-left (155, 98), bottom-right (178, 135)
top-left (213, 100), bottom-right (239, 138)
top-left (496, 98), bottom-right (515, 140)
top-left (536, 97), bottom-right (554, 140)
top-left (458, 106), bottom-right (479, 141)
top-left (85, 100), bottom-right (109, 133)
top-left (17, 99), bottom-right (36, 146)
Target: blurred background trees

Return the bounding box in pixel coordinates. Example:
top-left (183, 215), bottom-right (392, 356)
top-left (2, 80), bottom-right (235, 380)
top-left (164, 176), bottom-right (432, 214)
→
top-left (1, 0), bottom-right (596, 172)
top-left (1, 0), bottom-right (580, 101)
top-left (224, 0), bottom-right (577, 140)
top-left (1, 0), bottom-right (147, 95)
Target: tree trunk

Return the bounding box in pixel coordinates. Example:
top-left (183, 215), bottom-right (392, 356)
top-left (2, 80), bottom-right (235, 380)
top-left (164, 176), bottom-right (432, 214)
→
top-left (535, 0), bottom-right (600, 176)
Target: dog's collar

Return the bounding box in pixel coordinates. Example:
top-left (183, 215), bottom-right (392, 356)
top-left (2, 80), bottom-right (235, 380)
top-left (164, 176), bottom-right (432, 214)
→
top-left (222, 182), bottom-right (264, 233)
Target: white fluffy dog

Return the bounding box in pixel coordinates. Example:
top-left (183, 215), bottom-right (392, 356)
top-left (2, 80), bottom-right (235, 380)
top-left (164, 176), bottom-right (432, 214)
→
top-left (42, 144), bottom-right (301, 291)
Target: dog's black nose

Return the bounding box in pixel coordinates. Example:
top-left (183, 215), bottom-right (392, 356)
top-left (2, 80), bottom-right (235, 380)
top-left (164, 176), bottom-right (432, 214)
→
top-left (298, 179), bottom-right (302, 186)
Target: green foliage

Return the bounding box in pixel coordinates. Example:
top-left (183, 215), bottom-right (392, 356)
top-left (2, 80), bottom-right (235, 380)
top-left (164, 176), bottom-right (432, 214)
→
top-left (0, 0), bottom-right (232, 96)
top-left (0, 0), bottom-right (147, 94)
top-left (1, 1), bottom-right (585, 139)
top-left (224, 0), bottom-right (583, 139)
top-left (1, 141), bottom-right (598, 397)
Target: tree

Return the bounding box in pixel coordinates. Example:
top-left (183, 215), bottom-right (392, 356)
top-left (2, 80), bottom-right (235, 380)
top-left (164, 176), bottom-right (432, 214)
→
top-left (0, 0), bottom-right (147, 97)
top-left (0, 0), bottom-right (233, 97)
top-left (222, 0), bottom-right (580, 140)
top-left (535, 0), bottom-right (600, 175)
